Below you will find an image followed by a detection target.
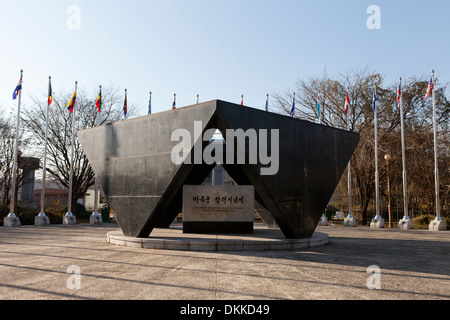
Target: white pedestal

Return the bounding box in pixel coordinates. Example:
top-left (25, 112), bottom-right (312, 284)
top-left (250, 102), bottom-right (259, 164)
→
top-left (398, 218), bottom-right (414, 230)
top-left (370, 218), bottom-right (385, 228)
top-left (35, 215), bottom-right (50, 226)
top-left (4, 216), bottom-right (21, 227)
top-left (429, 219), bottom-right (447, 231)
top-left (90, 213), bottom-right (102, 225)
top-left (343, 216), bottom-right (356, 227)
top-left (63, 214), bottom-right (77, 225)
top-left (318, 215), bottom-right (328, 226)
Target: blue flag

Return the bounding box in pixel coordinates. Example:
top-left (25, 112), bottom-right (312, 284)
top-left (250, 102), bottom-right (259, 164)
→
top-left (317, 94), bottom-right (321, 119)
top-left (12, 75), bottom-right (22, 100)
top-left (372, 89), bottom-right (377, 111)
top-left (290, 94), bottom-right (295, 117)
top-left (148, 92), bottom-right (152, 115)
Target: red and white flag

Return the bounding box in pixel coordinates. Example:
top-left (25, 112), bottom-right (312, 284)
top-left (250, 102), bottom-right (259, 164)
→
top-left (344, 92), bottom-right (350, 114)
top-left (424, 76), bottom-right (434, 100)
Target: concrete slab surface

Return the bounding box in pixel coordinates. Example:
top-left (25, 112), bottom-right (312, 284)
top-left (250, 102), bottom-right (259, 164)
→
top-left (0, 223), bottom-right (449, 301)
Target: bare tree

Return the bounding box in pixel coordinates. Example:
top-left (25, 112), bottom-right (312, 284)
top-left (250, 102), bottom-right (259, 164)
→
top-left (272, 68), bottom-right (450, 224)
top-left (0, 117), bottom-right (15, 205)
top-left (22, 86), bottom-right (136, 214)
top-left (0, 115), bottom-right (31, 206)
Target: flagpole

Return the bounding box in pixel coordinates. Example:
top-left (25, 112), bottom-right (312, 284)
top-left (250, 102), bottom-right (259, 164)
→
top-left (8, 69), bottom-right (23, 219)
top-left (93, 85), bottom-right (101, 217)
top-left (66, 81), bottom-right (77, 219)
top-left (373, 86), bottom-right (381, 221)
top-left (398, 77), bottom-right (409, 221)
top-left (196, 94), bottom-right (199, 104)
top-left (39, 76), bottom-right (51, 217)
top-left (431, 70), bottom-right (441, 221)
top-left (347, 88), bottom-right (352, 219)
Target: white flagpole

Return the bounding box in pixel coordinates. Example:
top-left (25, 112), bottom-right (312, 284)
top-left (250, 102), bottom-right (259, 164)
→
top-left (374, 86), bottom-right (381, 221)
top-left (431, 70), bottom-right (441, 221)
top-left (9, 69), bottom-right (23, 218)
top-left (66, 81), bottom-right (77, 217)
top-left (398, 77), bottom-right (409, 220)
top-left (347, 88), bottom-right (352, 219)
top-left (93, 85), bottom-right (101, 217)
top-left (39, 76), bottom-right (51, 217)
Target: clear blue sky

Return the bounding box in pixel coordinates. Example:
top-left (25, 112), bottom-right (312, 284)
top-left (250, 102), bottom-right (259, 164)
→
top-left (1, 0), bottom-right (449, 117)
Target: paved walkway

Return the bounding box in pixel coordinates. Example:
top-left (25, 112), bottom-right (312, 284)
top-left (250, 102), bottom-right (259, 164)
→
top-left (0, 223), bottom-right (448, 300)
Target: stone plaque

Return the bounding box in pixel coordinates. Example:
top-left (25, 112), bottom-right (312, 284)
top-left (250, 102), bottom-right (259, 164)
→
top-left (182, 185), bottom-right (255, 234)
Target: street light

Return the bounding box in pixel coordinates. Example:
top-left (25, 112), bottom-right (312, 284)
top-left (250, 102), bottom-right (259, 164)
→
top-left (385, 154), bottom-right (393, 228)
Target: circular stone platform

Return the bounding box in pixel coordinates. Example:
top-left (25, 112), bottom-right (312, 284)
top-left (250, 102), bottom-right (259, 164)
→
top-left (107, 223), bottom-right (328, 251)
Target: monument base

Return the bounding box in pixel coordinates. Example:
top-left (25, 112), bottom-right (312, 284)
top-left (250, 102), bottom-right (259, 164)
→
top-left (90, 213), bottom-right (102, 225)
top-left (34, 215), bottom-right (50, 226)
top-left (398, 218), bottom-right (414, 230)
top-left (4, 216), bottom-right (21, 227)
top-left (343, 216), bottom-right (356, 227)
top-left (429, 219), bottom-right (447, 232)
top-left (318, 215), bottom-right (328, 226)
top-left (63, 215), bottom-right (77, 225)
top-left (183, 222), bottom-right (253, 234)
top-left (370, 218), bottom-right (385, 228)
top-left (107, 224), bottom-right (329, 251)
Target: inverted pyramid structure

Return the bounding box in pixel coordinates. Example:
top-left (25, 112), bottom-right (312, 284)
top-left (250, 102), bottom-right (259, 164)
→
top-left (78, 100), bottom-right (359, 239)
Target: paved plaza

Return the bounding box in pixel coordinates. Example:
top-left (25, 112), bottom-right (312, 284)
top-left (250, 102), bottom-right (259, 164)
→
top-left (0, 223), bottom-right (448, 300)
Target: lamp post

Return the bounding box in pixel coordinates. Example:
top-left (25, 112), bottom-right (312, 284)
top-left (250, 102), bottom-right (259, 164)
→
top-left (385, 154), bottom-right (393, 228)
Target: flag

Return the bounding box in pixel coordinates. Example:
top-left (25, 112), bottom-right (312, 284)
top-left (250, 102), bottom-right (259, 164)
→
top-left (424, 76), bottom-right (434, 100)
top-left (12, 75), bottom-right (22, 100)
top-left (67, 90), bottom-right (77, 113)
top-left (317, 93), bottom-right (321, 118)
top-left (123, 91), bottom-right (128, 117)
top-left (265, 94), bottom-right (269, 112)
top-left (172, 94), bottom-right (176, 109)
top-left (344, 92), bottom-right (350, 114)
top-left (241, 95), bottom-right (244, 106)
top-left (396, 82), bottom-right (402, 107)
top-left (48, 78), bottom-right (52, 106)
top-left (290, 93), bottom-right (295, 117)
top-left (96, 87), bottom-right (102, 113)
top-left (372, 88), bottom-right (377, 111)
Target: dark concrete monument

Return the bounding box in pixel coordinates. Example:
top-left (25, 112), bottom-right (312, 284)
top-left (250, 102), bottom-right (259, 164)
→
top-left (78, 100), bottom-right (359, 239)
